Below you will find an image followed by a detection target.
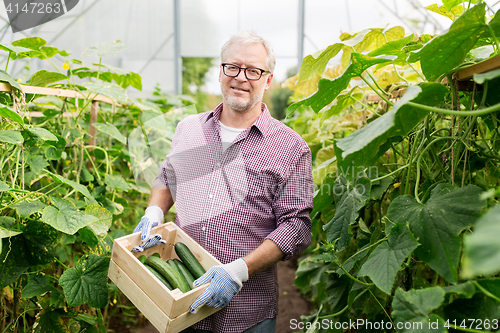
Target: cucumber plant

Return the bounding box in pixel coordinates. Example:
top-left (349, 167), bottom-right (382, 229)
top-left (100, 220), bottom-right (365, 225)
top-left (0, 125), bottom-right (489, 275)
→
top-left (286, 1), bottom-right (500, 331)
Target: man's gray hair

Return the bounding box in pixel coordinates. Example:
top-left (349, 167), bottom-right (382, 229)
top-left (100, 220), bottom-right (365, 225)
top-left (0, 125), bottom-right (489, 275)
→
top-left (221, 30), bottom-right (276, 73)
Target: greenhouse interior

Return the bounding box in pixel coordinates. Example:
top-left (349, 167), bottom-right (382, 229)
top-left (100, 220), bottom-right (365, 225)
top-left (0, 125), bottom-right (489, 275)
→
top-left (1, 0), bottom-right (500, 332)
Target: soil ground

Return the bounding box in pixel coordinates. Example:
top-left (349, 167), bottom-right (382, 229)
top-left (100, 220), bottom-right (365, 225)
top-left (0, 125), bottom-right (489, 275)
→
top-left (133, 258), bottom-right (310, 333)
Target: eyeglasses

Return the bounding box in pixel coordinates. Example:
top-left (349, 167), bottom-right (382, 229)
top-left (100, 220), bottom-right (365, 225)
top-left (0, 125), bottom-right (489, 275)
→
top-left (221, 63), bottom-right (271, 81)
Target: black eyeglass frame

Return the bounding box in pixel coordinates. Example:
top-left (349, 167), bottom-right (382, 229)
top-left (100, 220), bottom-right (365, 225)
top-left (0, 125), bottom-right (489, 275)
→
top-left (221, 63), bottom-right (271, 81)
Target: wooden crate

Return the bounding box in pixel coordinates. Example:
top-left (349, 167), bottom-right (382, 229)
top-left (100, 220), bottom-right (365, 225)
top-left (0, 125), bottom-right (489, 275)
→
top-left (108, 222), bottom-right (221, 333)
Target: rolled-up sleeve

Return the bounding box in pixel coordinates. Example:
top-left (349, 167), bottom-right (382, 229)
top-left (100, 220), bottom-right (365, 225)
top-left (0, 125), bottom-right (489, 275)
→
top-left (266, 147), bottom-right (313, 260)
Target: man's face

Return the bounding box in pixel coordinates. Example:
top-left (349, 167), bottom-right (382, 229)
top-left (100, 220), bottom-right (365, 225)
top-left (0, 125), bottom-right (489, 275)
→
top-left (219, 42), bottom-right (273, 113)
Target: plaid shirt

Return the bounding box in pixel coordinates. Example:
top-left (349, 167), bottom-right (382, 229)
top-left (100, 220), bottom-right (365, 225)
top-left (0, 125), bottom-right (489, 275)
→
top-left (154, 103), bottom-right (313, 333)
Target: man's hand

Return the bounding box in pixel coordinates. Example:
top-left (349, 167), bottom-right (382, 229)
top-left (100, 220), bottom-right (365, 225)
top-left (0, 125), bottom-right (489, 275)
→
top-left (189, 258), bottom-right (248, 314)
top-left (132, 205), bottom-right (165, 252)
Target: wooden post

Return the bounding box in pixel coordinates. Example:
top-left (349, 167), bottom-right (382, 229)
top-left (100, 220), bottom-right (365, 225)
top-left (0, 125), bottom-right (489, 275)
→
top-left (88, 100), bottom-right (98, 169)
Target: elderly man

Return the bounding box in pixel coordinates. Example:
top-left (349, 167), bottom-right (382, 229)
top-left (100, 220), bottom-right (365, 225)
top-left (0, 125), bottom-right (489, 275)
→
top-left (134, 30), bottom-right (313, 333)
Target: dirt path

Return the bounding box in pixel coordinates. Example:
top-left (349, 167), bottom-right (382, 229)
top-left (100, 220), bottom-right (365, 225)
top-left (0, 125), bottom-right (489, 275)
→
top-left (134, 258), bottom-right (310, 333)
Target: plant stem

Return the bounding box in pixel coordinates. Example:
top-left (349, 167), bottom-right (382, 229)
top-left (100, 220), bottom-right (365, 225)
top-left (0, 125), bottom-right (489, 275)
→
top-left (338, 265), bottom-right (374, 287)
top-left (406, 100), bottom-right (500, 116)
top-left (367, 71), bottom-right (390, 97)
top-left (361, 75), bottom-right (393, 106)
top-left (371, 164), bottom-right (409, 182)
top-left (54, 257), bottom-right (68, 269)
top-left (5, 52), bottom-right (10, 72)
top-left (415, 136), bottom-right (454, 203)
top-left (368, 287), bottom-right (395, 328)
top-left (96, 308), bottom-right (106, 333)
top-left (487, 25), bottom-right (500, 51)
top-left (319, 288), bottom-right (369, 319)
top-left (474, 281), bottom-right (500, 302)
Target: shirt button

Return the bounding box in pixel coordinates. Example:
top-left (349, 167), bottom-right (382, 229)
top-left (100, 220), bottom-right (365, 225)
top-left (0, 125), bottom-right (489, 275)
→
top-left (216, 162), bottom-right (221, 167)
top-left (209, 193), bottom-right (213, 199)
top-left (202, 226), bottom-right (206, 231)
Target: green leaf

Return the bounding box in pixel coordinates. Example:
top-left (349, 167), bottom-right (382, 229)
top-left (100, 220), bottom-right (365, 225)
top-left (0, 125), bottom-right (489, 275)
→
top-left (0, 220), bottom-right (60, 289)
top-left (29, 70), bottom-right (68, 87)
top-left (386, 184), bottom-right (485, 283)
top-left (312, 173), bottom-right (336, 215)
top-left (59, 254), bottom-right (110, 308)
top-left (92, 122), bottom-right (127, 144)
top-left (105, 174), bottom-right (130, 191)
top-left (320, 90), bottom-right (363, 125)
top-left (41, 197), bottom-right (98, 235)
top-left (21, 273), bottom-right (55, 298)
top-left (0, 105), bottom-right (23, 125)
top-left (83, 82), bottom-right (127, 103)
top-left (45, 147), bottom-right (62, 160)
top-left (370, 176), bottom-right (393, 200)
top-left (34, 308), bottom-right (70, 333)
top-left (410, 4), bottom-right (487, 81)
top-left (358, 223), bottom-right (419, 294)
top-left (12, 37), bottom-right (47, 50)
top-left (295, 259), bottom-right (330, 290)
top-left (28, 127), bottom-right (58, 141)
top-left (392, 287), bottom-right (446, 333)
top-left (288, 53), bottom-right (395, 114)
top-left (12, 200), bottom-right (47, 218)
top-left (462, 204), bottom-right (500, 278)
top-left (84, 204), bottom-right (112, 236)
top-left (0, 42), bottom-right (31, 55)
top-left (27, 155), bottom-right (49, 175)
top-left (82, 40), bottom-right (127, 58)
top-left (442, 281), bottom-right (476, 298)
top-left (0, 227), bottom-right (22, 238)
top-left (0, 130), bottom-right (23, 144)
top-left (323, 175), bottom-right (371, 250)
top-left (0, 70), bottom-right (23, 91)
top-left (0, 234), bottom-right (30, 289)
top-left (0, 216), bottom-right (15, 228)
top-left (47, 172), bottom-right (96, 203)
top-left (334, 84), bottom-right (448, 171)
top-left (0, 180), bottom-right (10, 191)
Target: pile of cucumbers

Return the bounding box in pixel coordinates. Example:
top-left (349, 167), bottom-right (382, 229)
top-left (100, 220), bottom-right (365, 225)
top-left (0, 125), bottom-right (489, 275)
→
top-left (137, 242), bottom-right (206, 293)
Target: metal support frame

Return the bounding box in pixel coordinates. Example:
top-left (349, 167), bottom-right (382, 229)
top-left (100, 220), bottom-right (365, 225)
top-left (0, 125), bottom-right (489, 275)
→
top-left (297, 0), bottom-right (305, 70)
top-left (174, 0), bottom-right (182, 95)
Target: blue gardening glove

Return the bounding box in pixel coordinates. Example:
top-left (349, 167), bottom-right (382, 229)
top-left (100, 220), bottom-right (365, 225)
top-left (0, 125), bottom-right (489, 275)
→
top-left (131, 205), bottom-right (165, 252)
top-left (189, 258), bottom-right (248, 314)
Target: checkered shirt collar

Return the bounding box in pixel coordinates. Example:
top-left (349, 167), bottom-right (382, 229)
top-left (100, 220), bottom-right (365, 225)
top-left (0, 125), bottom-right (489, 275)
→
top-left (205, 102), bottom-right (273, 137)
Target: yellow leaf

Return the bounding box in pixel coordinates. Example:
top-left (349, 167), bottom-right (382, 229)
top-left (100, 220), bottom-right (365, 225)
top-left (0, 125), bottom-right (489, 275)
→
top-left (375, 70), bottom-right (402, 89)
top-left (425, 4), bottom-right (455, 20)
top-left (323, 65), bottom-right (344, 79)
top-left (313, 145), bottom-right (337, 184)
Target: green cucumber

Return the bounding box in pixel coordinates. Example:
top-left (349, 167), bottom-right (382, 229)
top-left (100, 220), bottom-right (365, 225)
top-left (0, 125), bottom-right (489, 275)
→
top-left (138, 255), bottom-right (147, 264)
top-left (174, 242), bottom-right (206, 279)
top-left (174, 259), bottom-right (196, 289)
top-left (144, 264), bottom-right (173, 290)
top-left (151, 253), bottom-right (161, 258)
top-left (167, 259), bottom-right (192, 291)
top-left (145, 256), bottom-right (190, 293)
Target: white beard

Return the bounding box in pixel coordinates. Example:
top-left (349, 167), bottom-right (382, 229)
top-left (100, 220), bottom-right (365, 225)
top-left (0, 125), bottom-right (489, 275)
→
top-left (222, 84), bottom-right (266, 113)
